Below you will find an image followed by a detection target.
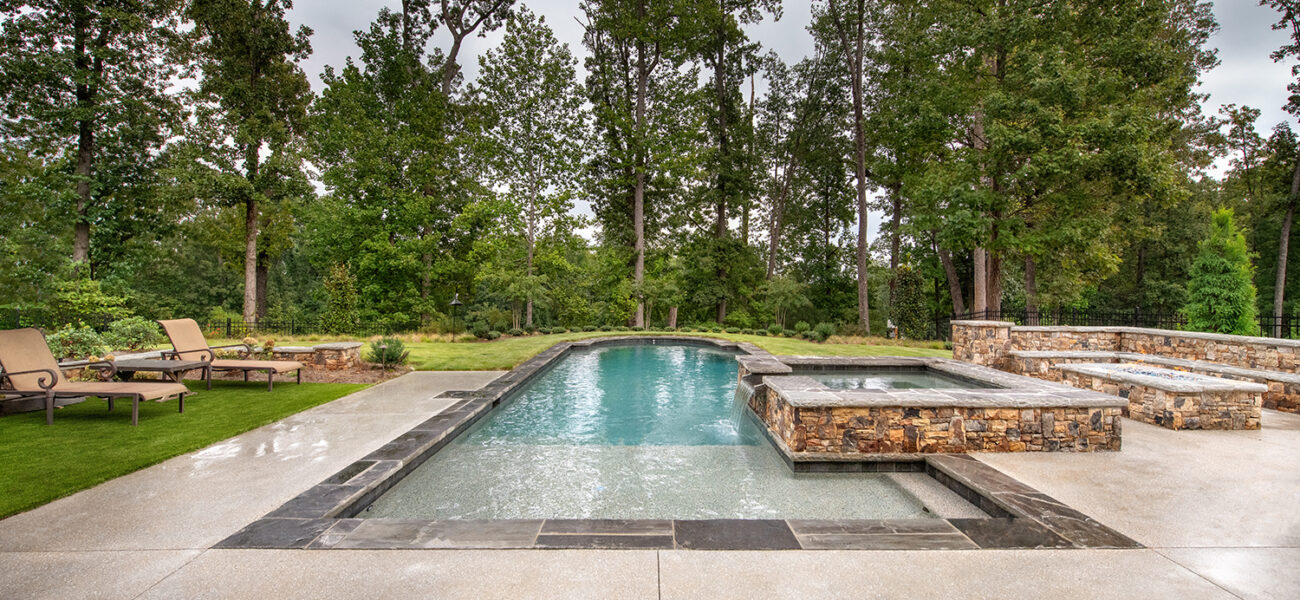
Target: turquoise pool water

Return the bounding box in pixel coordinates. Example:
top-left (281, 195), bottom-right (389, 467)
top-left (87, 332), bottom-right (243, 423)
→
top-left (365, 344), bottom-right (941, 520)
top-left (802, 369), bottom-right (997, 390)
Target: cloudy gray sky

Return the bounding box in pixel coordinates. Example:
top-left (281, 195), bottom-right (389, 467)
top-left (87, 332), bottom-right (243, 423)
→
top-left (286, 1), bottom-right (1294, 242)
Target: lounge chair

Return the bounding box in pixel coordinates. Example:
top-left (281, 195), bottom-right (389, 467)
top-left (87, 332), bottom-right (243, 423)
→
top-left (158, 319), bottom-right (303, 391)
top-left (0, 328), bottom-right (189, 425)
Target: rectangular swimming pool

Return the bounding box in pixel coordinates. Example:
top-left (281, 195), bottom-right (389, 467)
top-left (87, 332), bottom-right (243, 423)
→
top-left (364, 344), bottom-right (972, 520)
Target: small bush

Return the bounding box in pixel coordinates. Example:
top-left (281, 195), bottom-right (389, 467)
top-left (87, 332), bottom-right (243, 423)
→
top-left (583, 325), bottom-right (597, 332)
top-left (782, 329), bottom-right (796, 337)
top-left (631, 326), bottom-right (644, 331)
top-left (508, 328), bottom-right (525, 337)
top-left (767, 323), bottom-right (782, 335)
top-left (104, 316), bottom-right (162, 351)
top-left (794, 321), bottom-right (811, 333)
top-left (472, 325), bottom-right (491, 339)
top-left (814, 322), bottom-right (837, 339)
top-left (725, 327), bottom-right (740, 334)
top-left (805, 330), bottom-right (827, 342)
top-left (486, 330), bottom-right (502, 340)
top-left (455, 334), bottom-right (477, 343)
top-left (711, 327), bottom-right (723, 333)
top-left (366, 336), bottom-right (409, 367)
top-left (756, 330), bottom-right (768, 336)
top-left (46, 325), bottom-right (108, 360)
top-left (537, 327), bottom-right (551, 335)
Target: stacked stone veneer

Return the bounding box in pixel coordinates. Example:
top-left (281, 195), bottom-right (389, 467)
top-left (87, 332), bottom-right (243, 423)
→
top-left (751, 390), bottom-right (1122, 454)
top-left (953, 321), bottom-right (1300, 414)
top-left (265, 342), bottom-right (363, 371)
top-left (737, 356), bottom-right (1125, 456)
top-left (1056, 365), bottom-right (1263, 430)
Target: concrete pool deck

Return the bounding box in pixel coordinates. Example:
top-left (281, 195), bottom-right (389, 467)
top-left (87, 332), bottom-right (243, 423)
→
top-left (1, 371), bottom-right (1298, 599)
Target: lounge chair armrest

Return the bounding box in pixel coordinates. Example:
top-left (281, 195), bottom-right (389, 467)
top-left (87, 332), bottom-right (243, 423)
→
top-left (86, 360), bottom-right (119, 379)
top-left (0, 368), bottom-right (60, 391)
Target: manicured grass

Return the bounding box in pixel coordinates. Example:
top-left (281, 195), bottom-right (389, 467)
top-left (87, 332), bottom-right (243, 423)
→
top-left (0, 380), bottom-right (367, 519)
top-left (401, 332), bottom-right (951, 371)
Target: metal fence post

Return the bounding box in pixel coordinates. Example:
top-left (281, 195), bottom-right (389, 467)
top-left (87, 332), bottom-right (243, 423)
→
top-left (226, 318), bottom-right (232, 338)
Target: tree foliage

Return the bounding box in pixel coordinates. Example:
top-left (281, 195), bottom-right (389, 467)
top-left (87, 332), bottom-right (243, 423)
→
top-left (1186, 209), bottom-right (1261, 336)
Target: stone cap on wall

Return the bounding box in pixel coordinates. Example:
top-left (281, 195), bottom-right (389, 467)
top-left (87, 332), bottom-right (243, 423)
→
top-left (950, 320), bottom-right (1016, 328)
top-left (1008, 325), bottom-right (1300, 350)
top-left (314, 342), bottom-right (363, 351)
top-left (1056, 363), bottom-right (1269, 393)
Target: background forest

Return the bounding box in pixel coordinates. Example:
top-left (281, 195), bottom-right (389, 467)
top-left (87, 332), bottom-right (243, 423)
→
top-left (2, 0), bottom-right (1299, 340)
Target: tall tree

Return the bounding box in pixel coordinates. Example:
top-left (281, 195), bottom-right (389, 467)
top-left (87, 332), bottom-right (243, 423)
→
top-left (477, 9), bottom-right (585, 327)
top-left (0, 0), bottom-right (185, 267)
top-left (817, 0), bottom-right (873, 332)
top-left (1264, 0), bottom-right (1300, 336)
top-left (582, 0), bottom-right (701, 327)
top-left (188, 0), bottom-right (313, 322)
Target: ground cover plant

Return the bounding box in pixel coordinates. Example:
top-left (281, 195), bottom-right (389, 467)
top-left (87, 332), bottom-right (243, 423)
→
top-left (0, 381), bottom-right (367, 519)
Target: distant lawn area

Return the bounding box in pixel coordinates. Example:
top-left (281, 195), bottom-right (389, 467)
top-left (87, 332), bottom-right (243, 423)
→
top-left (209, 331), bottom-right (951, 371)
top-left (0, 380), bottom-right (367, 519)
top-left (400, 332), bottom-right (952, 371)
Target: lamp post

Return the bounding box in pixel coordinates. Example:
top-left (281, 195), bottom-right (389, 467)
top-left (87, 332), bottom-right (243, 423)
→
top-left (450, 293), bottom-right (463, 335)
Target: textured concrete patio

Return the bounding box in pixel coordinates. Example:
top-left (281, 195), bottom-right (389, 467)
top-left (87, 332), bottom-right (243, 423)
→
top-left (1, 371), bottom-right (1297, 599)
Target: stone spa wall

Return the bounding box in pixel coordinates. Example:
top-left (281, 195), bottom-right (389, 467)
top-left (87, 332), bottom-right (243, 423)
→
top-left (952, 320), bottom-right (1300, 414)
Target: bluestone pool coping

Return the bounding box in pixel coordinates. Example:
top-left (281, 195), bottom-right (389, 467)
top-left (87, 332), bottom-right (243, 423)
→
top-left (217, 336), bottom-right (1138, 551)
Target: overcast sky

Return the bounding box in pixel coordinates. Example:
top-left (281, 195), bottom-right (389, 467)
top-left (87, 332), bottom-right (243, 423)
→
top-left (285, 1), bottom-right (1295, 243)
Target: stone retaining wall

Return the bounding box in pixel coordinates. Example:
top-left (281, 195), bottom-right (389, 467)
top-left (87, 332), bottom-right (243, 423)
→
top-left (259, 342), bottom-right (363, 371)
top-left (751, 387), bottom-right (1122, 454)
top-left (1058, 369), bottom-right (1262, 430)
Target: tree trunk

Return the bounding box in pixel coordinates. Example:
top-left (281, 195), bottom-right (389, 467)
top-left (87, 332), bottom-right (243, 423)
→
top-left (526, 183), bottom-right (537, 328)
top-left (717, 298), bottom-right (727, 324)
top-left (242, 194), bottom-right (259, 323)
top-left (632, 11), bottom-right (648, 329)
top-left (1276, 153), bottom-right (1300, 337)
top-left (972, 247), bottom-right (987, 316)
top-left (1025, 256), bottom-right (1038, 325)
top-left (887, 182), bottom-right (902, 307)
top-left (935, 240), bottom-right (966, 316)
top-left (667, 306), bottom-right (678, 329)
top-left (71, 6), bottom-right (96, 266)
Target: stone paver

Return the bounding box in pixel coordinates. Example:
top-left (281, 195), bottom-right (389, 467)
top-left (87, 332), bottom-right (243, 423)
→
top-left (0, 368), bottom-right (1297, 598)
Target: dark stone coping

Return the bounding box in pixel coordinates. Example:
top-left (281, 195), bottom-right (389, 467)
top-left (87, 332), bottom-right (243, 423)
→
top-left (1010, 350), bottom-right (1300, 386)
top-left (957, 319), bottom-right (1300, 350)
top-left (1056, 363), bottom-right (1269, 394)
top-left (220, 336), bottom-right (1139, 552)
top-left (760, 357), bottom-right (1126, 409)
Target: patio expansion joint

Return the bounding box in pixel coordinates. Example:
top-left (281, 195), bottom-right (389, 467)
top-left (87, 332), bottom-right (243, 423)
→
top-left (126, 547), bottom-right (211, 600)
top-left (1149, 548), bottom-right (1250, 600)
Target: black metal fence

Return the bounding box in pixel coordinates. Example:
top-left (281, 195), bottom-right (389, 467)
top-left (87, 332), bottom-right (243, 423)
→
top-left (0, 309), bottom-right (393, 339)
top-left (941, 308), bottom-right (1300, 340)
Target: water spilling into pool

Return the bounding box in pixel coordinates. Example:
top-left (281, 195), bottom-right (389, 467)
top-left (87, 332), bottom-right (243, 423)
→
top-left (365, 344), bottom-right (940, 520)
top-left (803, 369), bottom-right (996, 390)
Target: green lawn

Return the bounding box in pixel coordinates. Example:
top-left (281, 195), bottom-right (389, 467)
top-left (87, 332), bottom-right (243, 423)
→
top-left (0, 380), bottom-right (367, 519)
top-left (402, 332), bottom-right (952, 371)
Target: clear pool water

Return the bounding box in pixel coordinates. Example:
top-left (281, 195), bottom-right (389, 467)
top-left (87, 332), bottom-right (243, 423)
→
top-left (802, 369), bottom-right (997, 390)
top-left (365, 344), bottom-right (941, 520)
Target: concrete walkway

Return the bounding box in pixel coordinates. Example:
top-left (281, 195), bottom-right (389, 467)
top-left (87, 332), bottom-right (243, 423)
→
top-left (1, 371), bottom-right (1297, 599)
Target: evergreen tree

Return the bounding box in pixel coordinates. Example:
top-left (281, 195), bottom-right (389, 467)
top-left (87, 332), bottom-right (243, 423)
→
top-left (1186, 209), bottom-right (1260, 336)
top-left (321, 263), bottom-right (360, 334)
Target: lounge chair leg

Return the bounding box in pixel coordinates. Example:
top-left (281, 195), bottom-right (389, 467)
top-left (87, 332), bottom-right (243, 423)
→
top-left (178, 393), bottom-right (185, 413)
top-left (107, 397), bottom-right (114, 411)
top-left (243, 370), bottom-right (249, 382)
top-left (297, 370), bottom-right (301, 385)
top-left (45, 392), bottom-right (54, 425)
top-left (267, 372), bottom-right (274, 392)
top-left (206, 367), bottom-right (212, 391)
top-left (131, 398), bottom-right (139, 426)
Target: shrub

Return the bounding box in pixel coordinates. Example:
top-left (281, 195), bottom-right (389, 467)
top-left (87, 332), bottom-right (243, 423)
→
top-left (615, 326), bottom-right (630, 332)
top-left (891, 265), bottom-right (930, 340)
top-left (582, 325), bottom-right (597, 332)
top-left (507, 328), bottom-right (525, 337)
top-left (814, 322), bottom-right (837, 339)
top-left (538, 327), bottom-right (551, 334)
top-left (794, 321), bottom-right (811, 333)
top-left (631, 326), bottom-right (644, 331)
top-left (756, 330), bottom-right (768, 336)
top-left (46, 325), bottom-right (108, 360)
top-left (366, 336), bottom-right (409, 367)
top-left (711, 327), bottom-right (723, 333)
top-left (782, 329), bottom-right (796, 337)
top-left (725, 327), bottom-right (740, 334)
top-left (104, 316), bottom-right (162, 351)
top-left (486, 330), bottom-right (502, 340)
top-left (321, 263), bottom-right (360, 334)
top-left (599, 326), bottom-right (612, 331)
top-left (741, 329), bottom-right (754, 335)
top-left (1186, 208), bottom-right (1260, 336)
top-left (50, 276), bottom-right (129, 326)
top-left (805, 330), bottom-right (827, 342)
top-left (472, 325), bottom-right (491, 339)
top-left (767, 323), bottom-right (782, 335)
top-left (455, 334), bottom-right (478, 343)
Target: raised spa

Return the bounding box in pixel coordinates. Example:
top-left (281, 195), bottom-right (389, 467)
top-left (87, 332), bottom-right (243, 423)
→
top-left (364, 343), bottom-right (977, 520)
